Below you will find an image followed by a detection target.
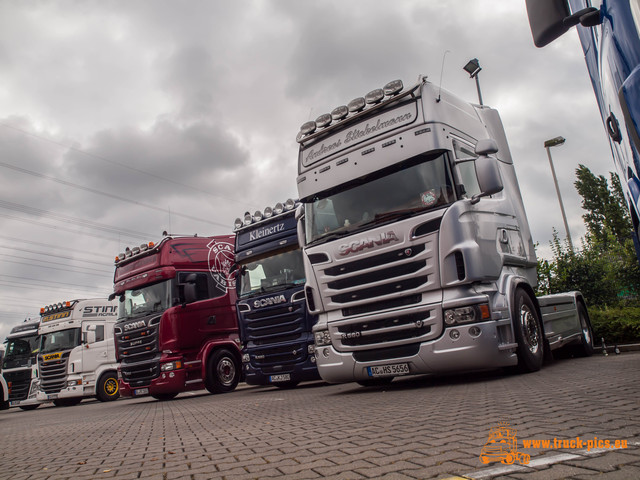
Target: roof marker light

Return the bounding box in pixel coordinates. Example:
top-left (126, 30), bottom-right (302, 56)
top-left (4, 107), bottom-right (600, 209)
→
top-left (284, 198), bottom-right (296, 211)
top-left (263, 206), bottom-right (273, 218)
top-left (234, 218), bottom-right (243, 230)
top-left (331, 105), bottom-right (349, 121)
top-left (253, 210), bottom-right (263, 222)
top-left (348, 97), bottom-right (366, 113)
top-left (274, 202), bottom-right (284, 215)
top-left (243, 213), bottom-right (253, 226)
top-left (300, 121), bottom-right (317, 135)
top-left (365, 88), bottom-right (384, 104)
top-left (315, 113), bottom-right (332, 128)
top-left (383, 79), bottom-right (403, 96)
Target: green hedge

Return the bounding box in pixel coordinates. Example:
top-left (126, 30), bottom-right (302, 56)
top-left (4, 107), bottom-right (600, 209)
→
top-left (588, 306), bottom-right (640, 345)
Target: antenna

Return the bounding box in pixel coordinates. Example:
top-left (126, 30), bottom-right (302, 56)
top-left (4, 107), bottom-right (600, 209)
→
top-left (437, 50), bottom-right (450, 102)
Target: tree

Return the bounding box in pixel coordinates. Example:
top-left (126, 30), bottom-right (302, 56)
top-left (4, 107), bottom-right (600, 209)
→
top-left (537, 165), bottom-right (640, 306)
top-left (574, 165), bottom-right (631, 247)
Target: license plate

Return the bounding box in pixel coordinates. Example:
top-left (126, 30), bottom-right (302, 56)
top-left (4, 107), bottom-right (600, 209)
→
top-left (269, 374), bottom-right (291, 383)
top-left (133, 388), bottom-right (149, 396)
top-left (9, 401), bottom-right (20, 407)
top-left (367, 363), bottom-right (410, 377)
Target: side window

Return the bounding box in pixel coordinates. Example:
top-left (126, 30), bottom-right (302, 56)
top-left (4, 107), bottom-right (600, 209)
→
top-left (95, 325), bottom-right (105, 343)
top-left (178, 272), bottom-right (225, 301)
top-left (452, 138), bottom-right (481, 198)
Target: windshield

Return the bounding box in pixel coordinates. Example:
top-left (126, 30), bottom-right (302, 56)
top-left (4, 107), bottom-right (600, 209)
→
top-left (40, 328), bottom-right (81, 354)
top-left (119, 280), bottom-right (171, 320)
top-left (239, 247), bottom-right (306, 298)
top-left (2, 334), bottom-right (40, 369)
top-left (304, 152), bottom-right (454, 245)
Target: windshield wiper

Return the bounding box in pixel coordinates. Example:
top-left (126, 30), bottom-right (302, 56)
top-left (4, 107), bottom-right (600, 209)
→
top-left (371, 206), bottom-right (426, 225)
top-left (314, 229), bottom-right (354, 246)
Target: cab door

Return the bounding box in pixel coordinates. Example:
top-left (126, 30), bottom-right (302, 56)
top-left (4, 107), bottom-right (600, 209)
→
top-left (81, 322), bottom-right (108, 374)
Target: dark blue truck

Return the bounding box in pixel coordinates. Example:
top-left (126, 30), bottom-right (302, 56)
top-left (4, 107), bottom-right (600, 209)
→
top-left (526, 0), bottom-right (640, 254)
top-left (233, 199), bottom-right (319, 388)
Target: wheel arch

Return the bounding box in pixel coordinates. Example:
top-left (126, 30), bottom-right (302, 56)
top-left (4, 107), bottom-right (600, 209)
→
top-left (504, 276), bottom-right (552, 362)
top-left (200, 340), bottom-right (243, 382)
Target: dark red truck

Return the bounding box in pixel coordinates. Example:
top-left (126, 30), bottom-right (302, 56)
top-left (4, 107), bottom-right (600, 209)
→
top-left (111, 235), bottom-right (241, 400)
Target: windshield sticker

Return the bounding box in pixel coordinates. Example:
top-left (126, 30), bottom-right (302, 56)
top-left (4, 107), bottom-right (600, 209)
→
top-left (420, 189), bottom-right (438, 207)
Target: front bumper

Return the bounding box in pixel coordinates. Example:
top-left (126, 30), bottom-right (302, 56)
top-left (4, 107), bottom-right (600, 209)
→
top-left (119, 368), bottom-right (193, 398)
top-left (314, 321), bottom-right (517, 383)
top-left (244, 357), bottom-right (320, 386)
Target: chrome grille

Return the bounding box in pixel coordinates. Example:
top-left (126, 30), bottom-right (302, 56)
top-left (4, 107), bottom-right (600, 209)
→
top-left (39, 355), bottom-right (69, 394)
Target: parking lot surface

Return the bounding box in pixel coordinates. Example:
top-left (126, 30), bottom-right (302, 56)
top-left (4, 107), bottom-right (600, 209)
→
top-left (1, 352), bottom-right (638, 480)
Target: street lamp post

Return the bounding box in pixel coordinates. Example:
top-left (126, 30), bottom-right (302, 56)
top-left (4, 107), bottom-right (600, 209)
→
top-left (463, 58), bottom-right (484, 106)
top-left (544, 136), bottom-right (574, 251)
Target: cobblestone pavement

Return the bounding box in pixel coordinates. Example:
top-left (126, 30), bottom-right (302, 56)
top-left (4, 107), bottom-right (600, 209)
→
top-left (1, 352), bottom-right (638, 480)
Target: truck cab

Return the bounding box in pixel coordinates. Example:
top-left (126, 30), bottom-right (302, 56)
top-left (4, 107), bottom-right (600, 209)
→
top-left (36, 299), bottom-right (119, 406)
top-left (295, 77), bottom-right (593, 385)
top-left (113, 235), bottom-right (241, 400)
top-left (234, 200), bottom-right (320, 388)
top-left (2, 319), bottom-right (41, 410)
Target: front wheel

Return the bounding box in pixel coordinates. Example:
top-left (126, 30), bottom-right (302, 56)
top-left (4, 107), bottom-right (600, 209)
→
top-left (96, 372), bottom-right (120, 402)
top-left (513, 289), bottom-right (544, 373)
top-left (205, 349), bottom-right (240, 394)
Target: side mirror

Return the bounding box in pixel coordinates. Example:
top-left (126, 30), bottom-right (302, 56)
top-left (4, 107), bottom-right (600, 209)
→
top-left (471, 141), bottom-right (503, 204)
top-left (295, 204), bottom-right (306, 248)
top-left (183, 273), bottom-right (198, 305)
top-left (525, 0), bottom-right (600, 47)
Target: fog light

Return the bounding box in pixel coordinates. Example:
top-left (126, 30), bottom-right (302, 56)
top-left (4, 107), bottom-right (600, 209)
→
top-left (449, 329), bottom-right (460, 340)
top-left (469, 326), bottom-right (482, 337)
top-left (323, 348), bottom-right (330, 358)
top-left (242, 353), bottom-right (250, 363)
top-left (310, 356), bottom-right (316, 363)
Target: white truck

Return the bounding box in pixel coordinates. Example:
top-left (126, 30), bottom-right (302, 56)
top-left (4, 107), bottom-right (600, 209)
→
top-left (2, 319), bottom-right (42, 410)
top-left (0, 371), bottom-right (8, 410)
top-left (36, 299), bottom-right (120, 406)
top-left (295, 76), bottom-right (594, 385)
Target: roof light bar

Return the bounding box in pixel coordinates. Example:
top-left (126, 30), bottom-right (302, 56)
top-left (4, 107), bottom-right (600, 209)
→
top-left (296, 79), bottom-right (406, 142)
top-left (41, 300), bottom-right (76, 314)
top-left (115, 241), bottom-right (158, 264)
top-left (233, 199), bottom-right (299, 231)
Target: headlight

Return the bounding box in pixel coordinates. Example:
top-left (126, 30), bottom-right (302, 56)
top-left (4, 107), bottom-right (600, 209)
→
top-left (68, 379), bottom-right (81, 387)
top-left (314, 330), bottom-right (332, 347)
top-left (242, 354), bottom-right (250, 363)
top-left (444, 304), bottom-right (490, 326)
top-left (160, 361), bottom-right (182, 371)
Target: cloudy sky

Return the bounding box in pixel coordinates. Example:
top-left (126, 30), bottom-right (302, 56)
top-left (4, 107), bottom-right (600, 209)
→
top-left (0, 1), bottom-right (613, 342)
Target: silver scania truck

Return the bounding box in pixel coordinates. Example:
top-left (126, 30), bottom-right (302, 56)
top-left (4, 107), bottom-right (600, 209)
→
top-left (295, 76), bottom-right (593, 385)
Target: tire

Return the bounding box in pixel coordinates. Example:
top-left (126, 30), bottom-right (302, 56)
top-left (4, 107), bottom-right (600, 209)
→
top-left (152, 393), bottom-right (178, 401)
top-left (53, 398), bottom-right (82, 407)
top-left (96, 372), bottom-right (120, 402)
top-left (205, 348), bottom-right (240, 394)
top-left (573, 303), bottom-right (594, 357)
top-left (19, 404), bottom-right (40, 411)
top-left (512, 289), bottom-right (544, 373)
top-left (357, 377), bottom-right (394, 387)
